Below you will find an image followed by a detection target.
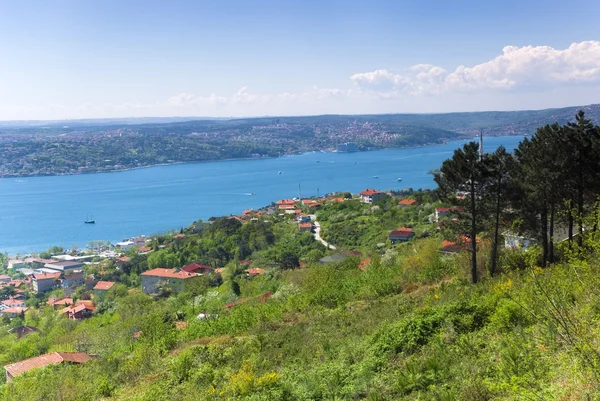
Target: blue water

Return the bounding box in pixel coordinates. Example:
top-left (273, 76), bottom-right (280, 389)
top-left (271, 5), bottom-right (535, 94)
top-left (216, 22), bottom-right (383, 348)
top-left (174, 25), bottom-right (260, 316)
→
top-left (0, 136), bottom-right (525, 254)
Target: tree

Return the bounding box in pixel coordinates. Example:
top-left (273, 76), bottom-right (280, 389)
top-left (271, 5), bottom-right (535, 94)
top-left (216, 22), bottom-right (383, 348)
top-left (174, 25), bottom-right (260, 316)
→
top-left (486, 146), bottom-right (515, 276)
top-left (278, 250), bottom-right (300, 270)
top-left (435, 142), bottom-right (488, 283)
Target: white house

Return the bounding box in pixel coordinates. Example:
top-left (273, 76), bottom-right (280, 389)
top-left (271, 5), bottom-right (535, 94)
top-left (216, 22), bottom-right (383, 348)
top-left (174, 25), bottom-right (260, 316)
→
top-left (503, 231), bottom-right (534, 250)
top-left (359, 189), bottom-right (386, 204)
top-left (7, 260), bottom-right (26, 270)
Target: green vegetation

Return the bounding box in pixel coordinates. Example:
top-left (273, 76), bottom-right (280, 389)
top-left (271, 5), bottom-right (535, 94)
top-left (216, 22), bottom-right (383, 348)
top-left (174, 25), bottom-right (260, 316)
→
top-left (1, 111), bottom-right (600, 399)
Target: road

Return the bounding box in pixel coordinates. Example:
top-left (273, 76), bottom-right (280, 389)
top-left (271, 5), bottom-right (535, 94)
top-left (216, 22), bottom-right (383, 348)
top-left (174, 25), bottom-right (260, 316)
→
top-left (312, 221), bottom-right (336, 250)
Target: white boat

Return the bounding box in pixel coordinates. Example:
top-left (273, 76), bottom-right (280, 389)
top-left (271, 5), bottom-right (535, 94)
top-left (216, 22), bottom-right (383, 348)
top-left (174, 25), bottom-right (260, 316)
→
top-left (373, 176), bottom-right (379, 179)
top-left (278, 171), bottom-right (282, 174)
top-left (397, 178), bottom-right (402, 182)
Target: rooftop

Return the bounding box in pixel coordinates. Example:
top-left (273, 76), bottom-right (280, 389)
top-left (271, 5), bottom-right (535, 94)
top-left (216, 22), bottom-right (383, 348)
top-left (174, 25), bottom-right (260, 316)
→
top-left (141, 268), bottom-right (196, 279)
top-left (4, 352), bottom-right (94, 378)
top-left (93, 281), bottom-right (115, 291)
top-left (360, 189), bottom-right (381, 196)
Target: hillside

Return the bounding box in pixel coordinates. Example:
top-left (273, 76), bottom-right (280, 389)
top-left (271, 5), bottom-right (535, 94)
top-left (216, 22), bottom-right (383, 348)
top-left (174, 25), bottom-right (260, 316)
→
top-left (0, 196), bottom-right (599, 400)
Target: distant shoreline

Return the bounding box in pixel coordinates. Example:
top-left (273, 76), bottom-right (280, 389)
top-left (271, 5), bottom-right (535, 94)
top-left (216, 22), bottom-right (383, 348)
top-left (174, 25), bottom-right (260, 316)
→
top-left (0, 136), bottom-right (510, 180)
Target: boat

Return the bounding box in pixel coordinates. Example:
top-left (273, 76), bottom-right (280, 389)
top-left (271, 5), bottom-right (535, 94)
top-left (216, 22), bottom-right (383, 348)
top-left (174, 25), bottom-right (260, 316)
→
top-left (84, 214), bottom-right (95, 224)
top-left (397, 178), bottom-right (402, 182)
top-left (250, 192), bottom-right (256, 195)
top-left (373, 176), bottom-right (379, 179)
top-left (315, 160), bottom-right (320, 163)
top-left (278, 171), bottom-right (282, 174)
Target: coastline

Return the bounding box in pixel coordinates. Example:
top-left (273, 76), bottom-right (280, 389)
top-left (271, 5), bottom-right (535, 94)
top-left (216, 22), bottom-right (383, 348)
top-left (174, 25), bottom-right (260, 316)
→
top-left (0, 138), bottom-right (477, 179)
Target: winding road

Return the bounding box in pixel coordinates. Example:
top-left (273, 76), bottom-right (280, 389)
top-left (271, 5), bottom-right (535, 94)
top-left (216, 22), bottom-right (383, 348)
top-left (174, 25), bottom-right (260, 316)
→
top-left (313, 221), bottom-right (336, 250)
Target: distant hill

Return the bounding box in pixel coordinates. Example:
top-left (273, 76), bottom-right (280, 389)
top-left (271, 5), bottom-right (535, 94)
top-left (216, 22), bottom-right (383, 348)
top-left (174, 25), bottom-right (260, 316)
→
top-left (1, 103), bottom-right (599, 135)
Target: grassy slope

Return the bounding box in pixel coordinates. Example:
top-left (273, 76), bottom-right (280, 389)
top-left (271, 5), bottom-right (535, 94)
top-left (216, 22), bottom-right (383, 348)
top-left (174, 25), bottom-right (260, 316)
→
top-left (2, 203), bottom-right (600, 400)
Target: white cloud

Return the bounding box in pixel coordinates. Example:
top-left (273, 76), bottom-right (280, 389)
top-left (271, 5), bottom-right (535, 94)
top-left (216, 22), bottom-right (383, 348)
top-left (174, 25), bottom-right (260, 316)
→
top-left (167, 92), bottom-right (228, 106)
top-left (351, 41), bottom-right (600, 95)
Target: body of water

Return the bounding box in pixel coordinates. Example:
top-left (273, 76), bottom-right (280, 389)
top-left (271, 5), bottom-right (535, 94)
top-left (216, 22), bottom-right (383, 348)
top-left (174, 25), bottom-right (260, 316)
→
top-left (0, 136), bottom-right (525, 254)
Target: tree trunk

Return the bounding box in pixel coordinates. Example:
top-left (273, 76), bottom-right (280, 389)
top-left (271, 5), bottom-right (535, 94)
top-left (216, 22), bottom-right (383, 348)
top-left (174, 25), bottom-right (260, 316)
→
top-left (549, 200), bottom-right (555, 263)
top-left (568, 200), bottom-right (574, 248)
top-left (578, 178), bottom-right (584, 248)
top-left (491, 176), bottom-right (502, 276)
top-left (470, 180), bottom-right (478, 284)
top-left (541, 203), bottom-right (548, 268)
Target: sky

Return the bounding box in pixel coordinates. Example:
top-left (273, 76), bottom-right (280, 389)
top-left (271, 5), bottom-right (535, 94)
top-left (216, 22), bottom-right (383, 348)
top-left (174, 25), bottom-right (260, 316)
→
top-left (0, 0), bottom-right (599, 120)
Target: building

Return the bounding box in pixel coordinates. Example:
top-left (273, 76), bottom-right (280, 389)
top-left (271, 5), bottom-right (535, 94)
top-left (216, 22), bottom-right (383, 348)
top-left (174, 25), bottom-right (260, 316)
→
top-left (246, 268), bottom-right (266, 277)
top-left (388, 228), bottom-right (415, 244)
top-left (298, 222), bottom-right (313, 233)
top-left (181, 263), bottom-right (213, 274)
top-left (336, 142), bottom-right (358, 152)
top-left (399, 199), bottom-right (418, 207)
top-left (7, 260), bottom-right (26, 270)
top-left (0, 307), bottom-right (28, 318)
top-left (140, 268), bottom-right (197, 294)
top-left (61, 273), bottom-right (84, 289)
top-left (8, 325), bottom-right (39, 339)
top-left (434, 207), bottom-right (463, 223)
top-left (43, 260), bottom-right (83, 274)
top-left (32, 272), bottom-right (61, 293)
top-left (0, 275), bottom-right (11, 283)
top-left (24, 258), bottom-right (56, 269)
top-left (503, 231), bottom-right (534, 250)
top-left (93, 281), bottom-right (116, 298)
top-left (61, 303), bottom-right (96, 320)
top-left (360, 189), bottom-right (386, 204)
top-left (2, 298), bottom-right (26, 308)
top-left (47, 297), bottom-right (74, 310)
top-left (4, 352), bottom-right (95, 382)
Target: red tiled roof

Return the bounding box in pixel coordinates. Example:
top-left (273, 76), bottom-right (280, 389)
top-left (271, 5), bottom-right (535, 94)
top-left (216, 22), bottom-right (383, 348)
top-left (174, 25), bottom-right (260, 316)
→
top-left (399, 199), bottom-right (417, 205)
top-left (116, 256), bottom-right (131, 263)
top-left (246, 268), bottom-right (265, 276)
top-left (173, 233), bottom-right (185, 239)
top-left (93, 281), bottom-right (115, 291)
top-left (175, 321), bottom-right (188, 330)
top-left (70, 304), bottom-right (96, 313)
top-left (1, 307), bottom-right (28, 314)
top-left (182, 263), bottom-right (213, 273)
top-left (4, 352), bottom-right (94, 378)
top-left (359, 258), bottom-right (371, 271)
top-left (276, 199), bottom-right (296, 206)
top-left (33, 273), bottom-right (61, 280)
top-left (299, 223), bottom-right (312, 228)
top-left (239, 260), bottom-right (253, 266)
top-left (389, 228), bottom-right (414, 237)
top-left (360, 189), bottom-right (381, 195)
top-left (141, 268), bottom-right (196, 279)
top-left (278, 204), bottom-right (296, 210)
top-left (47, 297), bottom-right (74, 306)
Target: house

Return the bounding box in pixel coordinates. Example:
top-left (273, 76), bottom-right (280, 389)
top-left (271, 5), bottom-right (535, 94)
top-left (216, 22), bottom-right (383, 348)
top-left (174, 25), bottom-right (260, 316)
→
top-left (7, 260), bottom-right (26, 270)
top-left (360, 189), bottom-right (386, 204)
top-left (4, 352), bottom-right (95, 382)
top-left (0, 307), bottom-right (28, 318)
top-left (246, 268), bottom-right (265, 277)
top-left (434, 207), bottom-right (463, 223)
top-left (8, 325), bottom-right (39, 339)
top-left (138, 246), bottom-right (152, 254)
top-left (25, 258), bottom-right (56, 269)
top-left (399, 199), bottom-right (418, 207)
top-left (32, 272), bottom-right (61, 293)
top-left (503, 231), bottom-right (534, 250)
top-left (43, 260), bottom-right (83, 273)
top-left (47, 297), bottom-right (74, 310)
top-left (276, 199), bottom-right (296, 207)
top-left (61, 303), bottom-right (96, 320)
top-left (115, 256), bottom-right (131, 269)
top-left (0, 275), bottom-right (11, 283)
top-left (140, 268), bottom-right (197, 294)
top-left (115, 240), bottom-right (136, 251)
top-left (298, 222), bottom-right (313, 233)
top-left (2, 298), bottom-right (26, 308)
top-left (439, 240), bottom-right (469, 255)
top-left (61, 272), bottom-right (84, 289)
top-left (389, 228), bottom-right (415, 244)
top-left (93, 281), bottom-right (115, 298)
top-left (181, 263), bottom-right (213, 274)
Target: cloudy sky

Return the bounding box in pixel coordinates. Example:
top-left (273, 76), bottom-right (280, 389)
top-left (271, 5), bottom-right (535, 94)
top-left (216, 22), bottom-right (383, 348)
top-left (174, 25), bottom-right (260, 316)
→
top-left (1, 0), bottom-right (599, 120)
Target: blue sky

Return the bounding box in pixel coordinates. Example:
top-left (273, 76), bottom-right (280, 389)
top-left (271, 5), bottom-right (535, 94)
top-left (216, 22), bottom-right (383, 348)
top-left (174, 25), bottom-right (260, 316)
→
top-left (0, 0), bottom-right (599, 120)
